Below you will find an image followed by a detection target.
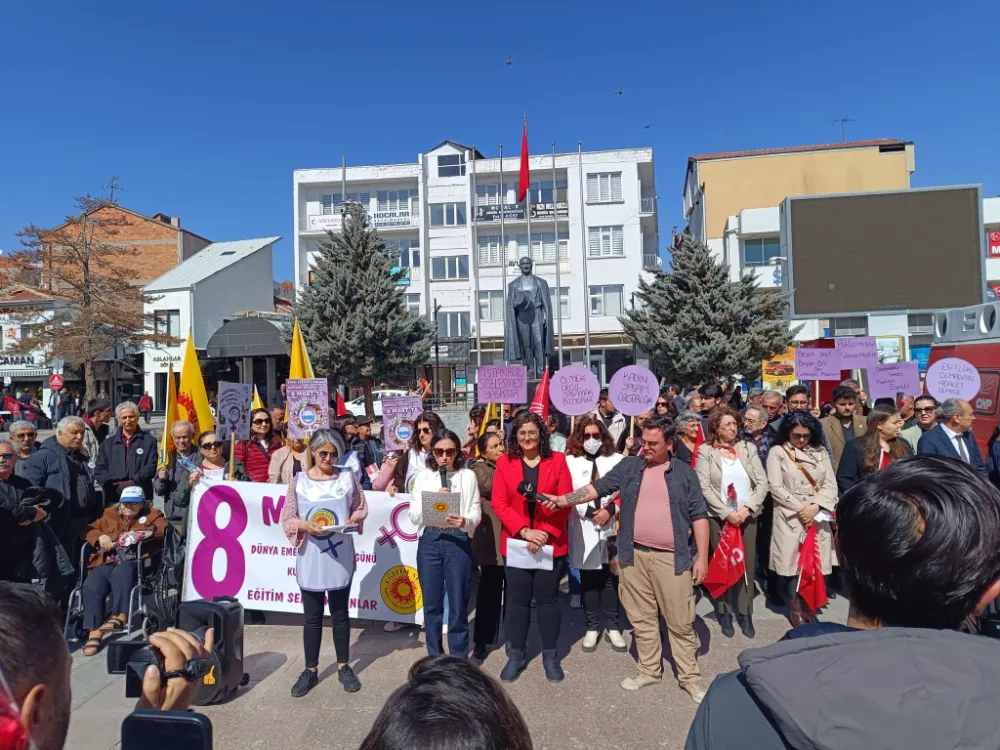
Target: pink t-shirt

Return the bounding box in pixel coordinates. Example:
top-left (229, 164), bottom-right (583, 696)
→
top-left (633, 462), bottom-right (675, 551)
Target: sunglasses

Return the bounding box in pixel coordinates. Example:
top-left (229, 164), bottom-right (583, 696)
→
top-left (915, 407), bottom-right (936, 414)
top-left (433, 447), bottom-right (457, 457)
top-left (0, 453), bottom-right (14, 460)
top-left (200, 441), bottom-right (223, 450)
top-left (252, 418), bottom-right (271, 426)
top-left (417, 426), bottom-right (433, 434)
top-left (789, 432), bottom-right (811, 441)
top-left (316, 450), bottom-right (339, 460)
top-left (656, 401), bottom-right (669, 408)
top-left (584, 432), bottom-right (602, 439)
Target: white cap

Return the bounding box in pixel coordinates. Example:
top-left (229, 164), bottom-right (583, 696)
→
top-left (119, 486), bottom-right (145, 503)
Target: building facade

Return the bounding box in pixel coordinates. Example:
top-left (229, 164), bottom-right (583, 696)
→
top-left (294, 141), bottom-right (659, 394)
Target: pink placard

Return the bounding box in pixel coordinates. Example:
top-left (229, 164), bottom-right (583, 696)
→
top-left (869, 362), bottom-right (921, 400)
top-left (835, 337), bottom-right (879, 370)
top-left (477, 366), bottom-right (527, 404)
top-left (550, 365), bottom-right (601, 416)
top-left (925, 357), bottom-right (981, 401)
top-left (608, 365), bottom-right (658, 416)
top-left (794, 348), bottom-right (843, 381)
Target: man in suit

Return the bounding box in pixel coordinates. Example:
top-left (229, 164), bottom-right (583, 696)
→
top-left (918, 398), bottom-right (987, 476)
top-left (821, 385), bottom-right (868, 473)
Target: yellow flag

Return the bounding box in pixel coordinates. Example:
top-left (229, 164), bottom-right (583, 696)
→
top-left (158, 362), bottom-right (178, 469)
top-left (177, 332), bottom-right (214, 438)
top-left (289, 318), bottom-right (314, 379)
top-left (475, 403), bottom-right (498, 456)
top-left (252, 385), bottom-right (264, 410)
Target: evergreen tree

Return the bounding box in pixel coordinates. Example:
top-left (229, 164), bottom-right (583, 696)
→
top-left (294, 204), bottom-right (434, 416)
top-left (621, 233), bottom-right (799, 384)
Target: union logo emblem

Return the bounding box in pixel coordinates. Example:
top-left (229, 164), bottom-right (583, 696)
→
top-left (380, 565), bottom-right (422, 615)
top-left (433, 501), bottom-right (449, 513)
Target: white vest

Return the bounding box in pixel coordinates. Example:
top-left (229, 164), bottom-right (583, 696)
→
top-left (566, 453), bottom-right (623, 570)
top-left (294, 471), bottom-right (356, 592)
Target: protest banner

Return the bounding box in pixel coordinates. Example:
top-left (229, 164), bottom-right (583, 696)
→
top-left (215, 382), bottom-right (252, 442)
top-left (869, 361), bottom-right (921, 400)
top-left (382, 395), bottom-right (424, 451)
top-left (477, 365), bottom-right (527, 404)
top-left (795, 348), bottom-right (843, 381)
top-left (550, 364), bottom-right (600, 416)
top-left (286, 379), bottom-right (330, 439)
top-left (835, 336), bottom-right (879, 371)
top-left (926, 357), bottom-right (982, 401)
top-left (184, 481), bottom-right (424, 624)
top-left (608, 365), bottom-right (658, 416)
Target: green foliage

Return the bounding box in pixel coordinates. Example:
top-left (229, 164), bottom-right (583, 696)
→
top-left (293, 204), bottom-right (434, 396)
top-left (620, 233), bottom-right (800, 383)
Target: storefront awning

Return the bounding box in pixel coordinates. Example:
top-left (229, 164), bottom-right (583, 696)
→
top-left (0, 369), bottom-right (55, 378)
top-left (205, 317), bottom-right (288, 358)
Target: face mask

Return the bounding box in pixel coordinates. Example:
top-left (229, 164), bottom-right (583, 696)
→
top-left (583, 438), bottom-right (602, 455)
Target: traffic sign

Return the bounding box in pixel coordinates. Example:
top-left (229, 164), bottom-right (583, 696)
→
top-left (49, 374), bottom-right (64, 390)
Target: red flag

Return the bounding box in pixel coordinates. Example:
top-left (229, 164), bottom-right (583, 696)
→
top-left (703, 524), bottom-right (747, 599)
top-left (528, 367), bottom-right (550, 420)
top-left (797, 524), bottom-right (828, 612)
top-left (335, 391), bottom-right (349, 417)
top-left (517, 121), bottom-right (530, 203)
top-left (3, 396), bottom-right (20, 417)
top-left (691, 421), bottom-right (706, 465)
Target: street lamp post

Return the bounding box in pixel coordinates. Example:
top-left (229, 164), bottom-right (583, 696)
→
top-left (433, 299), bottom-right (441, 408)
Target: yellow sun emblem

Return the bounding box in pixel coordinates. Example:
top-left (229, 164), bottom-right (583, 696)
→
top-left (380, 565), bottom-right (422, 615)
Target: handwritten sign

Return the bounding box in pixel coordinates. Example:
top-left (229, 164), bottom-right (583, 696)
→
top-left (286, 379), bottom-right (330, 439)
top-left (926, 357), bottom-right (981, 401)
top-left (869, 362), bottom-right (921, 400)
top-left (382, 396), bottom-right (424, 451)
top-left (835, 337), bottom-right (879, 370)
top-left (795, 348), bottom-right (843, 381)
top-left (477, 366), bottom-right (527, 405)
top-left (608, 365), bottom-right (658, 416)
top-left (550, 365), bottom-right (600, 416)
top-left (216, 382), bottom-right (252, 441)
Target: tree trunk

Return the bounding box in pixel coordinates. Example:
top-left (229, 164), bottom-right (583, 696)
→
top-left (84, 360), bottom-right (97, 405)
top-left (362, 376), bottom-right (374, 418)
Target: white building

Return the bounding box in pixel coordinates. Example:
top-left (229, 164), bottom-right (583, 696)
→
top-left (142, 237), bottom-right (279, 408)
top-left (0, 285), bottom-right (67, 410)
top-left (293, 141), bottom-right (660, 391)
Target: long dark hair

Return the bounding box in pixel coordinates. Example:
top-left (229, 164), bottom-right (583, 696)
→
top-left (775, 411), bottom-right (825, 450)
top-left (425, 429), bottom-right (466, 471)
top-left (249, 407), bottom-right (275, 443)
top-left (565, 414), bottom-right (616, 458)
top-left (863, 404), bottom-right (908, 472)
top-left (410, 411), bottom-right (445, 453)
top-left (506, 411), bottom-right (552, 459)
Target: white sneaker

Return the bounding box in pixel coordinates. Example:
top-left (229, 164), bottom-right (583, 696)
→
top-left (384, 621), bottom-right (405, 632)
top-left (569, 594), bottom-right (582, 609)
top-left (606, 629), bottom-right (628, 652)
top-left (582, 630), bottom-right (600, 652)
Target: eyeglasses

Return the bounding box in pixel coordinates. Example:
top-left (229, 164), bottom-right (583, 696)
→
top-left (0, 453), bottom-right (15, 460)
top-left (315, 450), bottom-right (337, 460)
top-left (200, 441), bottom-right (223, 450)
top-left (417, 426), bottom-right (433, 434)
top-left (252, 419), bottom-right (270, 426)
top-left (915, 407), bottom-right (936, 414)
top-left (432, 448), bottom-right (457, 458)
top-left (583, 432), bottom-right (602, 439)
top-left (656, 401), bottom-right (669, 408)
top-left (789, 432), bottom-right (811, 441)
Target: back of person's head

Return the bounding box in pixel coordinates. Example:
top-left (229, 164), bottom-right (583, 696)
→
top-left (838, 457), bottom-right (1000, 630)
top-left (0, 583), bottom-right (72, 750)
top-left (359, 655), bottom-right (533, 750)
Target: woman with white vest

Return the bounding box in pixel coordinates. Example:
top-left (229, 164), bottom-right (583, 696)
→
top-left (280, 429), bottom-right (368, 698)
top-left (565, 415), bottom-right (627, 653)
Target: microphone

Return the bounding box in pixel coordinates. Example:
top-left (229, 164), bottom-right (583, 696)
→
top-left (518, 480), bottom-right (537, 527)
top-left (439, 465), bottom-right (449, 491)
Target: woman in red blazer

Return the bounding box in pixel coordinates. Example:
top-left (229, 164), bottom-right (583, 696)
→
top-left (492, 410), bottom-right (573, 684)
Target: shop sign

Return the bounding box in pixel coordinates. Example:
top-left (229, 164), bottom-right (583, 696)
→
top-left (989, 231), bottom-right (1000, 258)
top-left (0, 355), bottom-right (36, 366)
top-left (370, 210), bottom-right (414, 228)
top-left (306, 214), bottom-right (343, 232)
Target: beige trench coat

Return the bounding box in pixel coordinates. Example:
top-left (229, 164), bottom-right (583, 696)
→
top-left (695, 441), bottom-right (769, 520)
top-left (765, 443), bottom-right (838, 577)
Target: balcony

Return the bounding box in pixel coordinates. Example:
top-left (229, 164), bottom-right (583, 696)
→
top-left (643, 254), bottom-right (663, 270)
top-left (640, 197), bottom-right (656, 215)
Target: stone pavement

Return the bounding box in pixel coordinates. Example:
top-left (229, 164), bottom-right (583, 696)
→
top-left (66, 584), bottom-right (848, 750)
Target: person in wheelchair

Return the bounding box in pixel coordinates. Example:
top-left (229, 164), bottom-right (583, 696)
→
top-left (80, 485), bottom-right (166, 656)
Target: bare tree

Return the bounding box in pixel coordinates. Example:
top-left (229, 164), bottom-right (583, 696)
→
top-left (12, 188), bottom-right (176, 398)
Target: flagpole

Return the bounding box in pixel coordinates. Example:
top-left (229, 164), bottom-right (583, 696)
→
top-left (578, 141), bottom-right (592, 365)
top-left (524, 115), bottom-right (531, 266)
top-left (470, 147), bottom-right (482, 368)
top-left (552, 142), bottom-right (563, 365)
top-left (341, 155), bottom-right (347, 209)
top-left (499, 143), bottom-right (507, 366)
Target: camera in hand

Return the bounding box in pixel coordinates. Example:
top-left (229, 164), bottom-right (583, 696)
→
top-left (107, 596), bottom-right (249, 705)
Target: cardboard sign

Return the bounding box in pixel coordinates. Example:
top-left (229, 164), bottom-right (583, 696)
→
top-left (869, 362), bottom-right (921, 400)
top-left (795, 348), bottom-right (843, 381)
top-left (286, 378), bottom-right (330, 439)
top-left (761, 348), bottom-right (796, 391)
top-left (550, 365), bottom-right (600, 416)
top-left (926, 357), bottom-right (982, 401)
top-left (477, 366), bottom-right (527, 405)
top-left (382, 396), bottom-right (424, 451)
top-left (216, 382), bottom-right (252, 441)
top-left (608, 365), bottom-right (658, 416)
top-left (835, 337), bottom-right (879, 371)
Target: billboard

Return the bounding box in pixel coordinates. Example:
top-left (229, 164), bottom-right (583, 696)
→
top-left (762, 348), bottom-right (797, 392)
top-left (781, 186), bottom-right (985, 317)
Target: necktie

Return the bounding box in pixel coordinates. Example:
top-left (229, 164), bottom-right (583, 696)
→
top-left (955, 435), bottom-right (969, 463)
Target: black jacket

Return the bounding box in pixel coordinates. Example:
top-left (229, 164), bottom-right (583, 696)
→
top-left (0, 476), bottom-right (73, 594)
top-left (917, 424), bottom-right (988, 476)
top-left (94, 427), bottom-right (158, 502)
top-left (836, 436), bottom-right (913, 495)
top-left (22, 436), bottom-right (100, 535)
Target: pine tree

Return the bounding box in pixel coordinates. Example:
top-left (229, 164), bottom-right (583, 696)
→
top-left (621, 233), bottom-right (800, 384)
top-left (294, 204), bottom-right (434, 416)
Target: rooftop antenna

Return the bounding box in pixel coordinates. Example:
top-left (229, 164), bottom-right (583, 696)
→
top-left (833, 117), bottom-right (856, 143)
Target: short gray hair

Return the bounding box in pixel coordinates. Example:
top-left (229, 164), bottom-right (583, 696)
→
top-left (116, 401), bottom-right (139, 418)
top-left (56, 416), bottom-right (85, 433)
top-left (938, 398), bottom-right (967, 423)
top-left (684, 392), bottom-right (701, 407)
top-left (8, 420), bottom-right (36, 436)
top-left (763, 390), bottom-right (784, 403)
top-left (306, 428), bottom-right (346, 457)
top-left (744, 404), bottom-right (767, 422)
top-left (747, 387), bottom-right (764, 400)
top-left (170, 420), bottom-right (195, 437)
top-left (0, 439), bottom-right (16, 453)
top-left (676, 411), bottom-right (702, 429)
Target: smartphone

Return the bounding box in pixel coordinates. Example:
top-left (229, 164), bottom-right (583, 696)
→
top-left (122, 710), bottom-right (212, 750)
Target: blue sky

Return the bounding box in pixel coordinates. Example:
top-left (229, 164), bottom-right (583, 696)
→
top-left (2, 0), bottom-right (997, 280)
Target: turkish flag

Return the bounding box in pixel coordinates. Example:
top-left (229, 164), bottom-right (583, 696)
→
top-left (518, 121), bottom-right (530, 203)
top-left (528, 367), bottom-right (550, 420)
top-left (335, 391), bottom-right (349, 417)
top-left (703, 524), bottom-right (747, 599)
top-left (797, 524), bottom-right (828, 612)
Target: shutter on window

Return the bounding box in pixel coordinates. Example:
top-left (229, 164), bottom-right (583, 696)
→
top-left (587, 174), bottom-right (598, 202)
top-left (611, 174), bottom-right (623, 202)
top-left (613, 227), bottom-right (624, 255)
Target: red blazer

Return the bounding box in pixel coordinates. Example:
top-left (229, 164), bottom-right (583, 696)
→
top-left (492, 452), bottom-right (574, 558)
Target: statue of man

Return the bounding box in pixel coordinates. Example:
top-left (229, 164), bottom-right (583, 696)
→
top-left (503, 256), bottom-right (554, 379)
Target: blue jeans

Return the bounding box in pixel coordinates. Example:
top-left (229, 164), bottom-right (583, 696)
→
top-left (568, 567), bottom-right (582, 596)
top-left (417, 527), bottom-right (472, 657)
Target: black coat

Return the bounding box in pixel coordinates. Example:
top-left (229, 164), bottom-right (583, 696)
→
top-left (94, 427), bottom-right (158, 502)
top-left (917, 424), bottom-right (988, 477)
top-left (0, 475), bottom-right (73, 594)
top-left (21, 436), bottom-right (100, 538)
top-left (836, 436), bottom-right (913, 495)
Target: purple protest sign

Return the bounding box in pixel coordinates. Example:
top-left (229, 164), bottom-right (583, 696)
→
top-left (382, 396), bottom-right (424, 451)
top-left (550, 365), bottom-right (601, 416)
top-left (795, 348), bottom-right (843, 381)
top-left (477, 366), bottom-right (527, 405)
top-left (835, 337), bottom-right (879, 370)
top-left (926, 357), bottom-right (981, 401)
top-left (286, 378), bottom-right (330, 439)
top-left (869, 362), bottom-right (921, 400)
top-left (608, 365), bottom-right (658, 416)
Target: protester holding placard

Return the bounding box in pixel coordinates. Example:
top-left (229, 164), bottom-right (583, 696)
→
top-left (280, 428), bottom-right (367, 698)
top-left (837, 405), bottom-right (911, 494)
top-left (153, 420), bottom-right (199, 536)
top-left (374, 411), bottom-right (445, 494)
top-left (492, 410), bottom-right (573, 684)
top-left (191, 430), bottom-right (248, 482)
top-left (408, 429), bottom-right (481, 658)
top-left (470, 431), bottom-right (506, 660)
top-left (234, 407), bottom-right (283, 483)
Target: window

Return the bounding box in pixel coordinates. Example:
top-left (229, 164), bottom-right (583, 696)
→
top-left (532, 231), bottom-right (570, 263)
top-left (475, 183), bottom-right (514, 206)
top-left (549, 286), bottom-right (569, 319)
top-left (586, 172), bottom-right (622, 203)
top-left (588, 226), bottom-right (624, 257)
top-left (21, 323), bottom-right (46, 341)
top-left (526, 179), bottom-right (569, 204)
top-left (153, 309), bottom-right (181, 338)
top-left (908, 313), bottom-right (934, 334)
top-left (478, 290), bottom-right (504, 321)
top-left (437, 312), bottom-right (470, 338)
top-left (589, 285), bottom-right (624, 317)
top-left (438, 153), bottom-right (467, 177)
top-left (831, 316), bottom-right (868, 337)
top-left (377, 189), bottom-right (417, 212)
top-left (321, 192), bottom-right (370, 214)
top-left (477, 235), bottom-right (505, 267)
top-left (308, 270), bottom-right (315, 286)
top-left (406, 294), bottom-right (421, 316)
top-left (385, 237), bottom-right (421, 268)
top-left (430, 203), bottom-right (467, 227)
top-left (743, 238), bottom-right (782, 267)
top-left (430, 255), bottom-right (469, 281)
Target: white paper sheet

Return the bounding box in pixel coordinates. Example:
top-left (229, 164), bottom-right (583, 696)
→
top-left (506, 538), bottom-right (554, 570)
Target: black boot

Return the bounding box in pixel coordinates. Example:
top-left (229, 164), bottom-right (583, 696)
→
top-left (738, 614), bottom-right (755, 639)
top-left (500, 648), bottom-right (526, 683)
top-left (542, 649), bottom-right (564, 683)
top-left (718, 613), bottom-right (735, 638)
